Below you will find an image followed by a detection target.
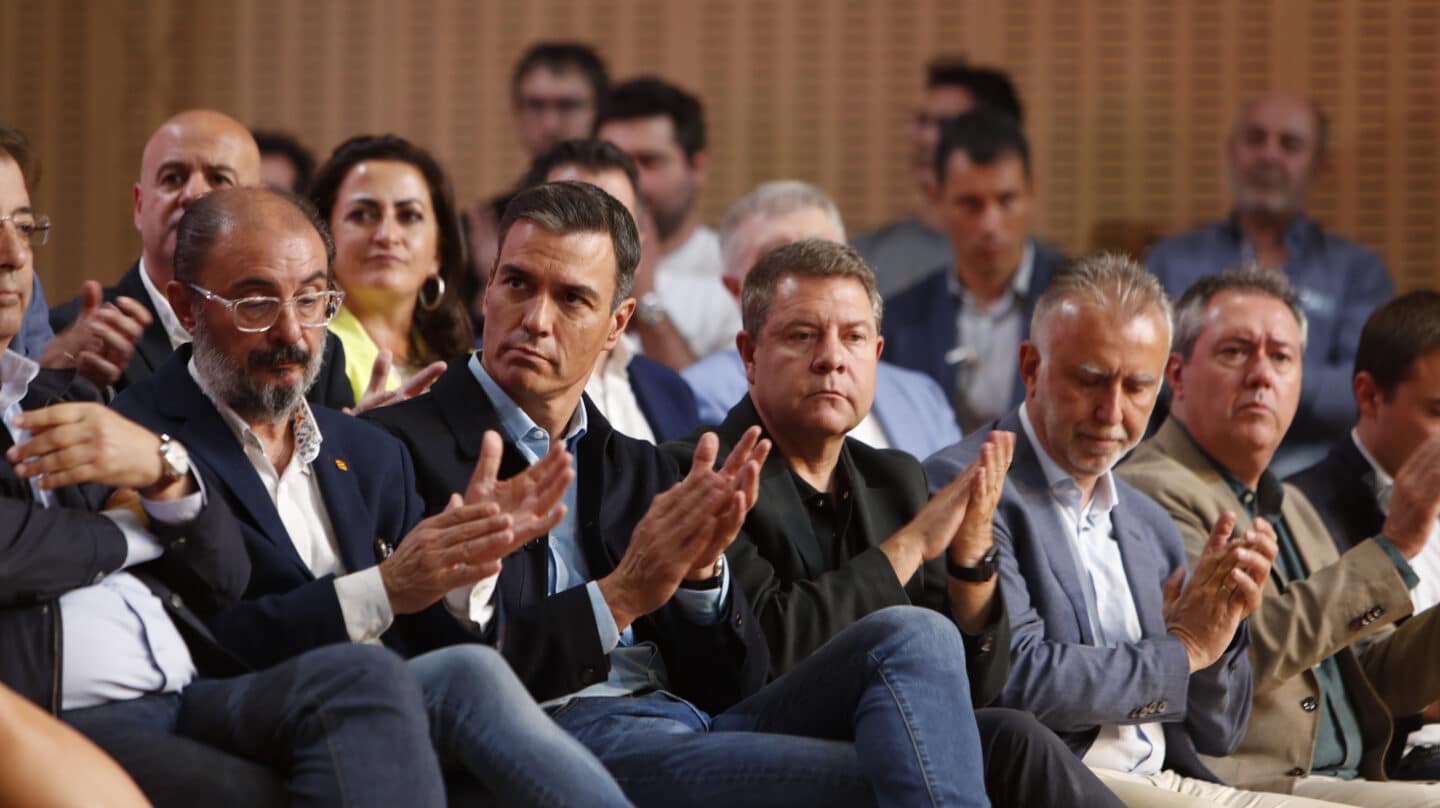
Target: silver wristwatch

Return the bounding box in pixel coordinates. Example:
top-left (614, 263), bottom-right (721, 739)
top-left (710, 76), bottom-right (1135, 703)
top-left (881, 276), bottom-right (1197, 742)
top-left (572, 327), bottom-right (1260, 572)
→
top-left (635, 291), bottom-right (669, 326)
top-left (155, 433), bottom-right (191, 488)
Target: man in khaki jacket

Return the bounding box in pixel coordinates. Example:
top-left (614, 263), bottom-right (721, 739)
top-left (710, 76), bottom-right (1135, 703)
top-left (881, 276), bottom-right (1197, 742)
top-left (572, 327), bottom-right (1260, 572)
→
top-left (1120, 267), bottom-right (1440, 805)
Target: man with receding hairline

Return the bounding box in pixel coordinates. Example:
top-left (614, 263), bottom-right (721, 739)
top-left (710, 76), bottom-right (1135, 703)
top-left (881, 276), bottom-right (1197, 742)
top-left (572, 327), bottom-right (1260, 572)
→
top-left (1147, 91), bottom-right (1394, 475)
top-left (46, 110), bottom-right (351, 406)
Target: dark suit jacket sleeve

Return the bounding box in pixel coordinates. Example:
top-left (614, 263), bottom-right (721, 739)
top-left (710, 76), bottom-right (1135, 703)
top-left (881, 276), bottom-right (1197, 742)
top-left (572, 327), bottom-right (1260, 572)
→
top-left (0, 500), bottom-right (128, 605)
top-left (139, 475), bottom-right (251, 616)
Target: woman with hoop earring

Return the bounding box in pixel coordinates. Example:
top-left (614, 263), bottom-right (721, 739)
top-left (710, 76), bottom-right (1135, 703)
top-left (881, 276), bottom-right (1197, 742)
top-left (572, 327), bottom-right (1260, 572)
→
top-left (310, 134), bottom-right (473, 406)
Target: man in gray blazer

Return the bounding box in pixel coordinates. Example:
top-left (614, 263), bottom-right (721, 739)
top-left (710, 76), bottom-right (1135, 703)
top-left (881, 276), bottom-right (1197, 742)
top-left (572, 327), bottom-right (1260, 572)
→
top-left (924, 255), bottom-right (1314, 807)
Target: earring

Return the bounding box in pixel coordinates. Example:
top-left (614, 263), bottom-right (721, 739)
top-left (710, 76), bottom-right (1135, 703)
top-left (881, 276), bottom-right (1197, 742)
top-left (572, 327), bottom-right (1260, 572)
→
top-left (418, 273), bottom-right (446, 311)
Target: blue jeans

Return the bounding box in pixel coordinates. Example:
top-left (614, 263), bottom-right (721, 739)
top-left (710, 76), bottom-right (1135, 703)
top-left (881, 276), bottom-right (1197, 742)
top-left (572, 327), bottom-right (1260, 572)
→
top-left (551, 606), bottom-right (989, 807)
top-left (63, 643), bottom-right (444, 808)
top-left (408, 644), bottom-right (633, 807)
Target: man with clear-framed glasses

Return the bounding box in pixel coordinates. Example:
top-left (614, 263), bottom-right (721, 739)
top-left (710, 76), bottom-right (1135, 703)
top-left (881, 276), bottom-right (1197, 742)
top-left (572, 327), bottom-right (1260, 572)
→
top-left (43, 110), bottom-right (354, 410)
top-left (112, 185), bottom-right (636, 806)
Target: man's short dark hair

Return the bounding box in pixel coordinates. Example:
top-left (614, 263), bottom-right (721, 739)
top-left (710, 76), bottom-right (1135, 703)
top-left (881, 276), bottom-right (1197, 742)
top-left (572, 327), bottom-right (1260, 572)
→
top-left (511, 42), bottom-right (609, 111)
top-left (0, 124), bottom-right (40, 187)
top-left (522, 139), bottom-right (641, 219)
top-left (252, 129), bottom-right (316, 194)
top-left (174, 187), bottom-right (335, 285)
top-left (925, 60), bottom-right (1024, 124)
top-left (1170, 266), bottom-right (1309, 360)
top-left (494, 181), bottom-right (640, 309)
top-left (599, 77), bottom-right (706, 161)
top-left (1354, 291), bottom-right (1440, 399)
top-left (742, 239), bottom-right (883, 337)
top-left (935, 108), bottom-right (1032, 184)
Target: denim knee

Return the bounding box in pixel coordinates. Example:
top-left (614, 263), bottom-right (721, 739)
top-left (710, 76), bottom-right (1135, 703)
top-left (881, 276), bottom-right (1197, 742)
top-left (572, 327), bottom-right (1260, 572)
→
top-left (858, 606), bottom-right (966, 656)
top-left (308, 644), bottom-right (423, 702)
top-left (410, 644), bottom-right (520, 704)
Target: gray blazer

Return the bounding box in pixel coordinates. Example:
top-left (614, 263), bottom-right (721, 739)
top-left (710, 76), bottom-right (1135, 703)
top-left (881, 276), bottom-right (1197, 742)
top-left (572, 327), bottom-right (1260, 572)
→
top-left (923, 409), bottom-right (1253, 781)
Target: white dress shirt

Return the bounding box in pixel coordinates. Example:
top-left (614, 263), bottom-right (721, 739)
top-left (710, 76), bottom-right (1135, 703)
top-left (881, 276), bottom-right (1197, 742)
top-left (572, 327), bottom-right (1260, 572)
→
top-left (137, 257), bottom-right (192, 350)
top-left (1019, 404), bottom-right (1167, 775)
top-left (653, 226), bottom-right (742, 360)
top-left (3, 348), bottom-right (203, 710)
top-left (585, 335), bottom-right (656, 444)
top-left (1352, 429), bottom-right (1440, 750)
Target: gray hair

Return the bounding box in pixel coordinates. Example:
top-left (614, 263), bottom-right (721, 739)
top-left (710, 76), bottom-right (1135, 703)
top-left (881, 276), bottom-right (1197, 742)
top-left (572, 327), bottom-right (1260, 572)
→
top-left (1172, 266), bottom-right (1309, 359)
top-left (1031, 253), bottom-right (1174, 346)
top-left (494, 180), bottom-right (640, 308)
top-left (742, 238), bottom-right (882, 336)
top-left (719, 181), bottom-right (846, 279)
top-left (174, 187), bottom-right (335, 284)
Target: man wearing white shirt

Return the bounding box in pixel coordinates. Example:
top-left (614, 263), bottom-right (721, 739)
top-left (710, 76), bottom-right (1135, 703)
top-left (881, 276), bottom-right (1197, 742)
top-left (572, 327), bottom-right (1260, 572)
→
top-left (112, 185), bottom-right (636, 806)
top-left (1290, 290), bottom-right (1440, 781)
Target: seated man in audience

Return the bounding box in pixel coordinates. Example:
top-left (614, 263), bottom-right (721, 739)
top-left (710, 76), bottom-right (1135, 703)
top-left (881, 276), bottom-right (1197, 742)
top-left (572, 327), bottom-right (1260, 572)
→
top-left (0, 139), bottom-right (445, 807)
top-left (598, 77), bottom-right (739, 369)
top-left (683, 180), bottom-right (960, 460)
top-left (1146, 92), bottom-right (1394, 475)
top-left (1120, 269), bottom-right (1440, 804)
top-left (112, 186), bottom-right (635, 806)
top-left (883, 109), bottom-right (1065, 433)
top-left (670, 238), bottom-right (1125, 808)
top-left (253, 129), bottom-right (316, 194)
top-left (1289, 290), bottom-right (1440, 781)
top-left (852, 59), bottom-right (1024, 298)
top-left (367, 180), bottom-right (993, 806)
top-left (928, 255), bottom-right (1302, 807)
top-left (523, 138), bottom-right (699, 442)
top-left (44, 110), bottom-right (351, 407)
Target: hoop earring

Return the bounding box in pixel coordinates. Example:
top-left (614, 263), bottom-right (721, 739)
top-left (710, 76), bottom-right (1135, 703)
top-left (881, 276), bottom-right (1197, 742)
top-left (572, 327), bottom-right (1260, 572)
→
top-left (418, 274), bottom-right (446, 311)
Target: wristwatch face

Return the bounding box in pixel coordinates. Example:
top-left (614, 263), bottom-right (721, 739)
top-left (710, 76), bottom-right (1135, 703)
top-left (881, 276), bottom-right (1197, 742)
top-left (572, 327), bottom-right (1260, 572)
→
top-left (159, 437), bottom-right (190, 481)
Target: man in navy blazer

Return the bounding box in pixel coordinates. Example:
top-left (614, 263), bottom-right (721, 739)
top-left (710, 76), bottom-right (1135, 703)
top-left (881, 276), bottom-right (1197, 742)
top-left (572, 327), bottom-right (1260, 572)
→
top-left (881, 109), bottom-right (1064, 434)
top-left (683, 180), bottom-right (960, 459)
top-left (1289, 291), bottom-right (1440, 780)
top-left (112, 186), bottom-right (636, 806)
top-left (368, 180), bottom-right (998, 807)
top-left (924, 255), bottom-right (1281, 806)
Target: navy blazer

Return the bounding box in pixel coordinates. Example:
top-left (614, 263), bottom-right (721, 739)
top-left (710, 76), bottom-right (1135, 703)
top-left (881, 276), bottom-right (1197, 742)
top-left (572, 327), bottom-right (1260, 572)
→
top-left (923, 411), bottom-right (1252, 781)
top-left (365, 359), bottom-right (769, 713)
top-left (628, 353), bottom-right (700, 443)
top-left (51, 261), bottom-right (355, 409)
top-left (1, 366), bottom-right (248, 709)
top-left (881, 241), bottom-right (1065, 412)
top-left (112, 347), bottom-right (476, 670)
top-left (1288, 436), bottom-right (1385, 556)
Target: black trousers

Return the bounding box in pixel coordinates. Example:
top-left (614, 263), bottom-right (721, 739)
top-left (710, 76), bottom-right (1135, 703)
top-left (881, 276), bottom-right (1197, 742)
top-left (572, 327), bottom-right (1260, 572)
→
top-left (978, 708), bottom-right (1125, 808)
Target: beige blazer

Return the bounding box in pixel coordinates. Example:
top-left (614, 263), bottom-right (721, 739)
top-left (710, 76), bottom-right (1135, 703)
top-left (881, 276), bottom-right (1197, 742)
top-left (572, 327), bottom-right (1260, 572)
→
top-left (1118, 419), bottom-right (1440, 791)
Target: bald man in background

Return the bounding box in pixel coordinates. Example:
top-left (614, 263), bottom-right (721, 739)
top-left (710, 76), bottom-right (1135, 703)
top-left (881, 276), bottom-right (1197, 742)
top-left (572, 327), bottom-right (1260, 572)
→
top-left (47, 110), bottom-right (352, 406)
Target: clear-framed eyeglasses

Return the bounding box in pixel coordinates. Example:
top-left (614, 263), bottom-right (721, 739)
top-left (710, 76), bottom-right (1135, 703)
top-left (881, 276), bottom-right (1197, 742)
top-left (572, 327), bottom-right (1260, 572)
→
top-left (0, 211), bottom-right (51, 247)
top-left (186, 283), bottom-right (345, 333)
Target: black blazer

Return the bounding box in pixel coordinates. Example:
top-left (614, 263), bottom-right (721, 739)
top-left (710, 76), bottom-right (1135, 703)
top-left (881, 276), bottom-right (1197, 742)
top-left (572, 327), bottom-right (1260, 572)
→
top-left (663, 395), bottom-right (1010, 705)
top-left (1287, 437), bottom-right (1386, 555)
top-left (0, 367), bottom-right (248, 711)
top-left (111, 347), bottom-right (478, 670)
top-left (50, 261), bottom-right (355, 409)
top-left (628, 354), bottom-right (701, 443)
top-left (365, 359), bottom-right (769, 713)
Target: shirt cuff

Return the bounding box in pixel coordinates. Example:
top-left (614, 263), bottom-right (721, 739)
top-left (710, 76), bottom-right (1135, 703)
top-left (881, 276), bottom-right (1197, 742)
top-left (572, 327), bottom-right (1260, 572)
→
top-left (1375, 534), bottom-right (1420, 590)
top-left (670, 556), bottom-right (730, 625)
top-left (334, 567), bottom-right (395, 643)
top-left (140, 473), bottom-right (207, 525)
top-left (585, 580), bottom-right (622, 653)
top-left (101, 508), bottom-right (165, 569)
top-left (442, 573), bottom-right (499, 632)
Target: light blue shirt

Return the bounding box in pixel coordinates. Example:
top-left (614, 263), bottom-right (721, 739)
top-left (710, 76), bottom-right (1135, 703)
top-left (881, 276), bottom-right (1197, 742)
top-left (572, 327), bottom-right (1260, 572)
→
top-left (468, 354), bottom-right (729, 702)
top-left (947, 242), bottom-right (1034, 433)
top-left (2, 348), bottom-right (204, 710)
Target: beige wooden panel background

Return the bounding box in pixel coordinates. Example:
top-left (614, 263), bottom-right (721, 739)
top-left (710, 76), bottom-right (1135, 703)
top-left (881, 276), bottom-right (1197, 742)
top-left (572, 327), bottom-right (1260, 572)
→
top-left (1, 0), bottom-right (1436, 304)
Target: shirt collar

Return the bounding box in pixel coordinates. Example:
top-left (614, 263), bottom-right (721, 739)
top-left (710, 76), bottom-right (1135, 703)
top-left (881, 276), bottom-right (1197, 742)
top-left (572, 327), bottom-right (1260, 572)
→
top-left (947, 240), bottom-right (1035, 302)
top-left (1222, 211), bottom-right (1320, 264)
top-left (0, 348), bottom-right (41, 412)
top-left (138, 256), bottom-right (193, 349)
top-left (1350, 428), bottom-right (1394, 513)
top-left (1171, 417), bottom-right (1286, 518)
top-left (187, 356), bottom-right (323, 467)
top-left (1018, 401), bottom-right (1120, 516)
top-left (468, 352), bottom-right (587, 463)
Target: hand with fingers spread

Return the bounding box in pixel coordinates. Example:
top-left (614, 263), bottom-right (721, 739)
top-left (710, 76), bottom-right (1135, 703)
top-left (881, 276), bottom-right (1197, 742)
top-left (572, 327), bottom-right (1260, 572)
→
top-left (346, 350), bottom-right (447, 415)
top-left (7, 402), bottom-right (195, 499)
top-left (40, 283), bottom-right (153, 388)
top-left (464, 430), bottom-right (573, 544)
top-left (379, 495), bottom-right (522, 614)
top-left (1381, 434), bottom-right (1440, 559)
top-left (598, 428), bottom-right (770, 632)
top-left (1163, 511), bottom-right (1265, 671)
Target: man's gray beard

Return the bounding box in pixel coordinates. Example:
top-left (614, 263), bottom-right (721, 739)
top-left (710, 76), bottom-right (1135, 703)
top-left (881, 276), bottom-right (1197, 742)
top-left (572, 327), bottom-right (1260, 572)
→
top-left (191, 317), bottom-right (321, 423)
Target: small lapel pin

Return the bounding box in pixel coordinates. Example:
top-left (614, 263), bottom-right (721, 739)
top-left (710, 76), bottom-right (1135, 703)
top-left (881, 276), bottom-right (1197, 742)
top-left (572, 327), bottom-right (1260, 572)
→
top-left (334, 458), bottom-right (349, 471)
